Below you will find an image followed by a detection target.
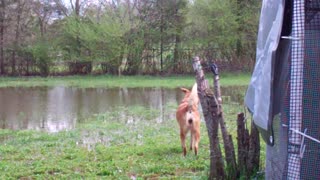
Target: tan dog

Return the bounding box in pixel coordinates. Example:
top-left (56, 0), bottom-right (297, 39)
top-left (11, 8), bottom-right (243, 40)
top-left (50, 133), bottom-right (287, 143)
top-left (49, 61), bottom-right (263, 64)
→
top-left (176, 83), bottom-right (200, 156)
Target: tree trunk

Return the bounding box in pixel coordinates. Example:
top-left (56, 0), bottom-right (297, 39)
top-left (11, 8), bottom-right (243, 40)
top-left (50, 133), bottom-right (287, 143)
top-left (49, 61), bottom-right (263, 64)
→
top-left (12, 0), bottom-right (23, 76)
top-left (160, 15), bottom-right (163, 73)
top-left (0, 0), bottom-right (4, 75)
top-left (75, 0), bottom-right (80, 16)
top-left (173, 32), bottom-right (180, 73)
top-left (39, 17), bottom-right (44, 37)
top-left (193, 56), bottom-right (225, 179)
top-left (75, 0), bottom-right (81, 56)
top-left (159, 1), bottom-right (163, 73)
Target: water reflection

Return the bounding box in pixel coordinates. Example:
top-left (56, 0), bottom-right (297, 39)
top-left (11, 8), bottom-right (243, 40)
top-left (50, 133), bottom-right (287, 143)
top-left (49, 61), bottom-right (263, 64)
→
top-left (0, 86), bottom-right (246, 132)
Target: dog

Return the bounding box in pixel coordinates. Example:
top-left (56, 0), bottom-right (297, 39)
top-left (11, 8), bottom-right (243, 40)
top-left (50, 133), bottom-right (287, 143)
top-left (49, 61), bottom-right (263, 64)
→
top-left (176, 83), bottom-right (200, 156)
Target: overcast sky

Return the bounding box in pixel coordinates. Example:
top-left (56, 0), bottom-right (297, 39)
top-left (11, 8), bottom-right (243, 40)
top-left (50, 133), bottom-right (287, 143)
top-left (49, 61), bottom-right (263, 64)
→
top-left (62, 0), bottom-right (101, 7)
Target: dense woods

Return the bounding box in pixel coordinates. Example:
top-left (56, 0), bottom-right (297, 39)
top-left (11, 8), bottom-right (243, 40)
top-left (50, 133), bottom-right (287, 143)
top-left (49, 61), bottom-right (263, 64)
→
top-left (0, 0), bottom-right (260, 76)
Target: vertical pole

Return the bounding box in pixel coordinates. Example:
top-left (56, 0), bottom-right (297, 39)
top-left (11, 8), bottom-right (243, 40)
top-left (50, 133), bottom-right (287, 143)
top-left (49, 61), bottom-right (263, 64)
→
top-left (211, 63), bottom-right (237, 178)
top-left (288, 0), bottom-right (305, 179)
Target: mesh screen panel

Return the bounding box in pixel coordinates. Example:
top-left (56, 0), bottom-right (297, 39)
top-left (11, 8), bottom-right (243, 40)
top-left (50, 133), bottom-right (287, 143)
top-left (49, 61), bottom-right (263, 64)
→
top-left (300, 1), bottom-right (320, 179)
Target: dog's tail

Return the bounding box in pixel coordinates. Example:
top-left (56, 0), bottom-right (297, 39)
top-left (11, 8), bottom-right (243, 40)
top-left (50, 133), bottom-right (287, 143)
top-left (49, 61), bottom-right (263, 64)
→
top-left (191, 83), bottom-right (197, 95)
top-left (187, 83), bottom-right (199, 111)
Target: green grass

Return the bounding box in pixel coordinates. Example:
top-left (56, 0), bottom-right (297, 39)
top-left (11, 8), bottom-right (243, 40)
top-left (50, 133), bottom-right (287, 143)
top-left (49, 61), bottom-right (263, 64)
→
top-left (0, 73), bottom-right (251, 88)
top-left (0, 73), bottom-right (263, 179)
top-left (0, 104), bottom-right (264, 179)
top-left (0, 106), bottom-right (208, 179)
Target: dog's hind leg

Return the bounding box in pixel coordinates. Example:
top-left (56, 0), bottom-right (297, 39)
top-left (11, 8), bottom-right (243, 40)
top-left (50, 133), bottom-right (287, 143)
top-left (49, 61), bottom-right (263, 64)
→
top-left (180, 129), bottom-right (187, 156)
top-left (190, 132), bottom-right (193, 151)
top-left (192, 130), bottom-right (200, 156)
top-left (193, 132), bottom-right (200, 155)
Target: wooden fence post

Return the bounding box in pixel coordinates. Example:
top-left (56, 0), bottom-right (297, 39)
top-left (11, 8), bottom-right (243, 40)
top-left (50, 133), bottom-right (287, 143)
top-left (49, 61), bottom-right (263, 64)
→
top-left (247, 121), bottom-right (260, 177)
top-left (193, 56), bottom-right (225, 179)
top-left (237, 112), bottom-right (249, 175)
top-left (193, 56), bottom-right (260, 179)
top-left (211, 63), bottom-right (237, 178)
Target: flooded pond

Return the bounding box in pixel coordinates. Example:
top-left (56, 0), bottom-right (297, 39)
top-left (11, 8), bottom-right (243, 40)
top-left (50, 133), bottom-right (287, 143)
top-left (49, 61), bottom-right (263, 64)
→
top-left (0, 86), bottom-right (246, 132)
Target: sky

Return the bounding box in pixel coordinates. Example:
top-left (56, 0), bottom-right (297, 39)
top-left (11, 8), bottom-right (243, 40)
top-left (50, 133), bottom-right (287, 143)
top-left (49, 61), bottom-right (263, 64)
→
top-left (62, 0), bottom-right (102, 8)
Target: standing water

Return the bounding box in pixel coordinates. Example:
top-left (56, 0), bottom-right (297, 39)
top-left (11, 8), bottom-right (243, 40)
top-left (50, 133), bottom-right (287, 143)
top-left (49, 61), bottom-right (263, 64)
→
top-left (0, 86), bottom-right (246, 132)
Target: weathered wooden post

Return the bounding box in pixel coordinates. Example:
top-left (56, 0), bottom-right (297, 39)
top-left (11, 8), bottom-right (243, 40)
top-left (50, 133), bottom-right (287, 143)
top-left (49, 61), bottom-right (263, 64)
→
top-left (192, 56), bottom-right (225, 179)
top-left (237, 112), bottom-right (260, 178)
top-left (237, 112), bottom-right (249, 174)
top-left (211, 63), bottom-right (237, 178)
top-left (247, 120), bottom-right (260, 176)
top-left (193, 56), bottom-right (261, 178)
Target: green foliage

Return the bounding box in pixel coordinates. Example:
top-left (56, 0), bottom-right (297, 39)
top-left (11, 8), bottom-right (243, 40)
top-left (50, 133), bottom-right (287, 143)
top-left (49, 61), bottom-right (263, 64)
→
top-left (186, 0), bottom-right (239, 58)
top-left (123, 29), bottom-right (145, 75)
top-left (1, 0), bottom-right (261, 75)
top-left (22, 40), bottom-right (51, 76)
top-left (235, 0), bottom-right (261, 59)
top-left (57, 13), bottom-right (127, 69)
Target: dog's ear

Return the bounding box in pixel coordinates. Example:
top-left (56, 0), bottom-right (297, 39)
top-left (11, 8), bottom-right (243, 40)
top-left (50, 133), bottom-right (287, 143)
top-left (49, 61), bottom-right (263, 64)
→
top-left (180, 87), bottom-right (190, 94)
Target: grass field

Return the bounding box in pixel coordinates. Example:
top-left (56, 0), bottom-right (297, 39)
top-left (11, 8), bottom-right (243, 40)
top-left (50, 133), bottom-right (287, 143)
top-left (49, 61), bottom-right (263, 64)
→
top-left (0, 74), bottom-right (265, 179)
top-left (0, 73), bottom-right (251, 88)
top-left (0, 106), bottom-right (209, 179)
top-left (0, 103), bottom-right (263, 179)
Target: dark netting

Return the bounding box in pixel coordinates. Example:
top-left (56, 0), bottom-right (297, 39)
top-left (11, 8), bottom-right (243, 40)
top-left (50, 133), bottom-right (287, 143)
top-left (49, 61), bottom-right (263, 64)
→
top-left (300, 0), bottom-right (320, 179)
top-left (266, 0), bottom-right (320, 179)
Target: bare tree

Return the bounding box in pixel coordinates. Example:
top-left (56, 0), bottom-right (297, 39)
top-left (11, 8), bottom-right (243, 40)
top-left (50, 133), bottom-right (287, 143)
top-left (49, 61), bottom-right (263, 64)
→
top-left (53, 0), bottom-right (69, 17)
top-left (32, 1), bottom-right (59, 37)
top-left (0, 0), bottom-right (5, 74)
top-left (11, 0), bottom-right (26, 75)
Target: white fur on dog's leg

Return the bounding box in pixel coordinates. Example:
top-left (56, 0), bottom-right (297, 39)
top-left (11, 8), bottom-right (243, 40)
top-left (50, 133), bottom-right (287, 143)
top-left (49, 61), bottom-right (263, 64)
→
top-left (190, 133), bottom-right (193, 150)
top-left (195, 138), bottom-right (199, 156)
top-left (180, 130), bottom-right (187, 156)
top-left (194, 131), bottom-right (200, 156)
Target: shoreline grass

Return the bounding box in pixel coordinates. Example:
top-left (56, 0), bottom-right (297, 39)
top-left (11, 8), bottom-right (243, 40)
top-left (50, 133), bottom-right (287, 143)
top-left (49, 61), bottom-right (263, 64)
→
top-left (0, 106), bottom-right (211, 179)
top-left (0, 73), bottom-right (251, 88)
top-left (0, 104), bottom-right (265, 179)
top-left (0, 73), bottom-right (264, 179)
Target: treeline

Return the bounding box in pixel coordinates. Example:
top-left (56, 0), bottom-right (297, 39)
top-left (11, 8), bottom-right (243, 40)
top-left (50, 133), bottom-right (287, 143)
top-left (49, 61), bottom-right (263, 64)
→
top-left (0, 0), bottom-right (260, 76)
